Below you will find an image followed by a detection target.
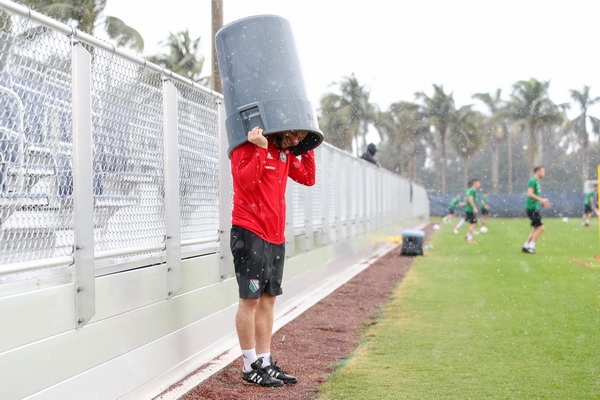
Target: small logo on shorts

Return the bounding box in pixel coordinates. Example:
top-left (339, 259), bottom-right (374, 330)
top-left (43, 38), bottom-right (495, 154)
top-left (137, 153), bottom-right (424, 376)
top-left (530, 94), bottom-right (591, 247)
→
top-left (249, 279), bottom-right (260, 292)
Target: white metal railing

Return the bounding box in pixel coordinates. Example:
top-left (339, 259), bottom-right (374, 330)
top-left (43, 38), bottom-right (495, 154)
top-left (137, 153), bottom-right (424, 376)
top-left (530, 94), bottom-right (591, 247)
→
top-left (0, 0), bottom-right (429, 318)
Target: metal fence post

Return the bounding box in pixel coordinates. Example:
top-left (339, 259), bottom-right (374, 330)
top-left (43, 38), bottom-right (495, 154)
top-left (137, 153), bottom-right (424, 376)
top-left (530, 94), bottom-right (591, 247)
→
top-left (72, 42), bottom-right (95, 328)
top-left (333, 151), bottom-right (342, 242)
top-left (218, 101), bottom-right (234, 280)
top-left (163, 79), bottom-right (181, 299)
top-left (285, 184), bottom-right (295, 258)
top-left (303, 182), bottom-right (314, 252)
top-left (320, 147), bottom-right (330, 246)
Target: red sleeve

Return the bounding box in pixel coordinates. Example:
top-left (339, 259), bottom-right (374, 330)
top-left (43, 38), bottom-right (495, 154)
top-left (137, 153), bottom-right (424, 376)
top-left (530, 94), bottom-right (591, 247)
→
top-left (231, 143), bottom-right (268, 192)
top-left (288, 149), bottom-right (316, 186)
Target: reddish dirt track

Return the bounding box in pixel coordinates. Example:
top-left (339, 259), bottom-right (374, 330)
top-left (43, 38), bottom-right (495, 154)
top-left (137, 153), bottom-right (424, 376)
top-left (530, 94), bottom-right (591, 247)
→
top-left (173, 225), bottom-right (432, 400)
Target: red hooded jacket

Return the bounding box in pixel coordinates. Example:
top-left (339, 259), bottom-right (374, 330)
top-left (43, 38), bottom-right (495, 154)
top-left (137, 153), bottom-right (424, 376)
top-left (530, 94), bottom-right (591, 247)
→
top-left (230, 140), bottom-right (316, 245)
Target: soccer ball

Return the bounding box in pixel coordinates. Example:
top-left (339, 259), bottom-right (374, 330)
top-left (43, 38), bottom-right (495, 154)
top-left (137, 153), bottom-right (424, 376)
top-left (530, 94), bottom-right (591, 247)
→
top-left (433, 224), bottom-right (441, 230)
top-left (479, 226), bottom-right (488, 233)
top-left (562, 217), bottom-right (569, 223)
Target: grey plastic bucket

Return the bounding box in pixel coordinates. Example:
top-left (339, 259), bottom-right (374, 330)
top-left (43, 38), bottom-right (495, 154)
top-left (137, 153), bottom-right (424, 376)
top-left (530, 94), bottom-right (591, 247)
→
top-left (215, 14), bottom-right (323, 156)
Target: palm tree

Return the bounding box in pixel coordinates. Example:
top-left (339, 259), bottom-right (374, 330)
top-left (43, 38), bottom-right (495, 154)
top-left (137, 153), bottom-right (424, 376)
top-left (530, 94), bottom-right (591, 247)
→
top-left (472, 89), bottom-right (508, 194)
top-left (450, 106), bottom-right (485, 188)
top-left (15, 0), bottom-right (144, 51)
top-left (375, 101), bottom-right (430, 181)
top-left (507, 79), bottom-right (565, 171)
top-left (318, 74), bottom-right (376, 155)
top-left (565, 86), bottom-right (600, 182)
top-left (146, 30), bottom-right (206, 84)
top-left (318, 92), bottom-right (354, 151)
top-left (415, 84), bottom-right (456, 194)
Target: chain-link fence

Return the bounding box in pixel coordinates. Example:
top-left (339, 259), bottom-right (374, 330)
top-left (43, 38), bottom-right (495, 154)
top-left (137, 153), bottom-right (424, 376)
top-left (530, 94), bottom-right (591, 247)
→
top-left (0, 3), bottom-right (221, 282)
top-left (0, 0), bottom-right (428, 291)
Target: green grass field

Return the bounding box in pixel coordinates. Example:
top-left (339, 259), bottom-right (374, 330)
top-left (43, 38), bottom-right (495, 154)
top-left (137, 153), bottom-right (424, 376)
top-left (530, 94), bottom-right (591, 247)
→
top-left (318, 218), bottom-right (600, 399)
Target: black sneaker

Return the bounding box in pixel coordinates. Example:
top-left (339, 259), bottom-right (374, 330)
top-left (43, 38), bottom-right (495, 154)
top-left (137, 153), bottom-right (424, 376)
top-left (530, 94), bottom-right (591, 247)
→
top-left (263, 357), bottom-right (298, 384)
top-left (242, 358), bottom-right (284, 387)
top-left (522, 246), bottom-right (535, 254)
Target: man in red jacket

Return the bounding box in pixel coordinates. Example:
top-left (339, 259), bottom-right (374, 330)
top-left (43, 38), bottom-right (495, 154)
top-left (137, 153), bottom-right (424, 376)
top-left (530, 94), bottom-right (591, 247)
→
top-left (230, 126), bottom-right (316, 387)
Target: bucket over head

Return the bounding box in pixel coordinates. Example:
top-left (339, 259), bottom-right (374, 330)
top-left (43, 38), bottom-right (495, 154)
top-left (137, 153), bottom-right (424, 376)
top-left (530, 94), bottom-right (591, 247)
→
top-left (215, 14), bottom-right (323, 156)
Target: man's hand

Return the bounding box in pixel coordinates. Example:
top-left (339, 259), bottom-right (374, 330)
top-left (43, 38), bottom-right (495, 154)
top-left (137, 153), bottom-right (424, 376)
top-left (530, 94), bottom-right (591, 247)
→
top-left (541, 198), bottom-right (552, 209)
top-left (248, 126), bottom-right (268, 149)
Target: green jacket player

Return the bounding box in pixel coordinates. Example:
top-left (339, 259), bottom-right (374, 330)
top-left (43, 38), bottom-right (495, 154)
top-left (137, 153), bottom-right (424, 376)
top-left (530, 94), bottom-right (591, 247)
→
top-left (443, 194), bottom-right (463, 222)
top-left (462, 179), bottom-right (480, 244)
top-left (522, 166), bottom-right (551, 254)
top-left (480, 191), bottom-right (490, 225)
top-left (583, 185), bottom-right (597, 227)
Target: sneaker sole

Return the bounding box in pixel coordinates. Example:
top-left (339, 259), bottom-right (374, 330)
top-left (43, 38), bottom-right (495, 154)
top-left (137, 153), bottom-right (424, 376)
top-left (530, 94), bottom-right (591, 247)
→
top-left (242, 379), bottom-right (284, 388)
top-left (279, 377), bottom-right (298, 384)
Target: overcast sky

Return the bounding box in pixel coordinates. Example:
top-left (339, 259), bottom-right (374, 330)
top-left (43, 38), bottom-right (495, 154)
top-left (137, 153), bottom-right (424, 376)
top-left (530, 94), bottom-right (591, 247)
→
top-left (104, 0), bottom-right (600, 117)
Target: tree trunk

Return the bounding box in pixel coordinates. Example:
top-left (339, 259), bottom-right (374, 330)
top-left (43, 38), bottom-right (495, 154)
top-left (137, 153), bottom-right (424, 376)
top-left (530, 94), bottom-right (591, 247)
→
top-left (439, 129), bottom-right (447, 194)
top-left (582, 146), bottom-right (590, 183)
top-left (504, 125), bottom-right (513, 193)
top-left (491, 137), bottom-right (499, 194)
top-left (462, 158), bottom-right (469, 189)
top-left (536, 128), bottom-right (543, 167)
top-left (211, 0), bottom-right (223, 93)
top-left (528, 122), bottom-right (539, 171)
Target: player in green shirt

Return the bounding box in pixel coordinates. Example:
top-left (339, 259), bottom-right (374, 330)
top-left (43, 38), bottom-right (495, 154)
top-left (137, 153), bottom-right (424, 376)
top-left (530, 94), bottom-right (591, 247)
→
top-left (582, 184), bottom-right (597, 227)
top-left (522, 166), bottom-right (551, 254)
top-left (479, 190), bottom-right (490, 228)
top-left (443, 194), bottom-right (463, 223)
top-left (461, 178), bottom-right (480, 244)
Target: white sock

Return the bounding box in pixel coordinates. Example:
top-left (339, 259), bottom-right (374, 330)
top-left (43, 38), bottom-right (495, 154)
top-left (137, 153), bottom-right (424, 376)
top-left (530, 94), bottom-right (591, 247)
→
top-left (456, 219), bottom-right (465, 228)
top-left (242, 348), bottom-right (257, 372)
top-left (524, 241), bottom-right (530, 248)
top-left (466, 233), bottom-right (472, 241)
top-left (256, 352), bottom-right (271, 366)
top-left (529, 241), bottom-right (536, 249)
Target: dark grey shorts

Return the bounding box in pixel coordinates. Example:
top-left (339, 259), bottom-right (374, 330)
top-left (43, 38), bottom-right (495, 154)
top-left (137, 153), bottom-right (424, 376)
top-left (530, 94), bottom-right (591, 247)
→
top-left (230, 225), bottom-right (285, 299)
top-left (465, 211), bottom-right (477, 224)
top-left (526, 209), bottom-right (543, 228)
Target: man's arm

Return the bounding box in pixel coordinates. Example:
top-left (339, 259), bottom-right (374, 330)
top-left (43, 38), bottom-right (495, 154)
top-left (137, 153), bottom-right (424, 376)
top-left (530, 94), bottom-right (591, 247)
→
top-left (468, 195), bottom-right (478, 213)
top-left (288, 150), bottom-right (316, 186)
top-left (231, 128), bottom-right (269, 192)
top-left (527, 187), bottom-right (551, 208)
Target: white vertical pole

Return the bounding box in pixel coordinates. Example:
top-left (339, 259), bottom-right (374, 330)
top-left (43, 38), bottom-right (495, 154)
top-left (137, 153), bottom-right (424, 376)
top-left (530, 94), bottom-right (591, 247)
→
top-left (320, 147), bottom-right (330, 246)
top-left (162, 79), bottom-right (181, 299)
top-left (303, 181), bottom-right (313, 252)
top-left (218, 101), bottom-right (234, 280)
top-left (72, 42), bottom-right (95, 328)
top-left (333, 151), bottom-right (342, 242)
top-left (285, 182), bottom-right (295, 258)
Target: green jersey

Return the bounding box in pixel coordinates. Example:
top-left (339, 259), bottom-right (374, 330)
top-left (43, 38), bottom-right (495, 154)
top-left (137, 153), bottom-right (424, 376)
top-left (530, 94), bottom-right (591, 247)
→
top-left (584, 190), bottom-right (595, 206)
top-left (463, 187), bottom-right (477, 213)
top-left (449, 197), bottom-right (460, 208)
top-left (525, 177), bottom-right (541, 210)
top-left (480, 195), bottom-right (489, 210)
